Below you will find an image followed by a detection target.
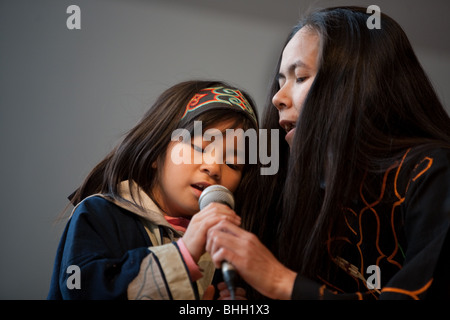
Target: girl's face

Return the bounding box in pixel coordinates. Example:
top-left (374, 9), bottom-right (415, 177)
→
top-left (272, 27), bottom-right (320, 148)
top-left (152, 119), bottom-right (246, 218)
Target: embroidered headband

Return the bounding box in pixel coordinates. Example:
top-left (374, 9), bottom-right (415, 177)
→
top-left (180, 86), bottom-right (258, 127)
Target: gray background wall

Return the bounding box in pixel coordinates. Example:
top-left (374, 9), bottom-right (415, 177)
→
top-left (1, 0), bottom-right (449, 299)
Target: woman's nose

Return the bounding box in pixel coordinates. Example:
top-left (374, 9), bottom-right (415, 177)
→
top-left (272, 84), bottom-right (291, 111)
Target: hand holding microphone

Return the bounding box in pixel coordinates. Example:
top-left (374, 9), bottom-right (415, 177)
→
top-left (198, 185), bottom-right (238, 300)
top-left (205, 193), bottom-right (298, 300)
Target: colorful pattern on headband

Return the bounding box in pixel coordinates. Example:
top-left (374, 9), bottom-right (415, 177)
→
top-left (181, 87), bottom-right (257, 124)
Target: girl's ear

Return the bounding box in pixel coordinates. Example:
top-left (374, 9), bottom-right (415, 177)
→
top-left (152, 154), bottom-right (164, 169)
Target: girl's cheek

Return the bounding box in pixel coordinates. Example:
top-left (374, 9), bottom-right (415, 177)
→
top-left (224, 170), bottom-right (242, 193)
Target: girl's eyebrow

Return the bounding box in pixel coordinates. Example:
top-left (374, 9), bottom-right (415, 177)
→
top-left (204, 128), bottom-right (236, 137)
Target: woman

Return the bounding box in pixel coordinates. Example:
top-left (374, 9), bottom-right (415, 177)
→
top-left (206, 7), bottom-right (450, 299)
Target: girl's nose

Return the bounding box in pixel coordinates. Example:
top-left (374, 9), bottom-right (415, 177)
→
top-left (200, 162), bottom-right (221, 181)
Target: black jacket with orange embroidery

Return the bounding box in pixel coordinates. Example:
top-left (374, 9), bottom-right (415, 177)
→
top-left (292, 147), bottom-right (450, 300)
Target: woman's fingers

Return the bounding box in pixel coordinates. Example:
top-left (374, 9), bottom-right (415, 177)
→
top-left (206, 221), bottom-right (297, 300)
top-left (217, 282), bottom-right (247, 300)
top-left (191, 202), bottom-right (241, 228)
top-left (182, 203), bottom-right (241, 262)
top-left (202, 285), bottom-right (215, 300)
top-left (206, 220), bottom-right (251, 268)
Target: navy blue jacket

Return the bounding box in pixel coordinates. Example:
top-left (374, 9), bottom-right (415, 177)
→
top-left (48, 197), bottom-right (152, 299)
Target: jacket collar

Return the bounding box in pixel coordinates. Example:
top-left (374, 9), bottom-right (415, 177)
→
top-left (115, 180), bottom-right (185, 235)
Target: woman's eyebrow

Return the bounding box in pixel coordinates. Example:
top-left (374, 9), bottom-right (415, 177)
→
top-left (277, 60), bottom-right (310, 80)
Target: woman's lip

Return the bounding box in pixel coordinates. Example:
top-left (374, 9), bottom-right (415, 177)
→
top-left (285, 128), bottom-right (295, 147)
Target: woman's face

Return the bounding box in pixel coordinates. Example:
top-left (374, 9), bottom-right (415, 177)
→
top-left (272, 27), bottom-right (320, 148)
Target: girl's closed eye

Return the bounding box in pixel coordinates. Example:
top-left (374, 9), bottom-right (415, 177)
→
top-left (225, 162), bottom-right (244, 171)
top-left (224, 151), bottom-right (245, 171)
top-left (191, 143), bottom-right (204, 153)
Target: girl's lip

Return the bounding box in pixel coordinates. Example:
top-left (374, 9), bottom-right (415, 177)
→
top-left (191, 182), bottom-right (212, 198)
top-left (191, 186), bottom-right (203, 198)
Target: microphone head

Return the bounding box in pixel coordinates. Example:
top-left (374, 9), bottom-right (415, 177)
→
top-left (198, 185), bottom-right (235, 210)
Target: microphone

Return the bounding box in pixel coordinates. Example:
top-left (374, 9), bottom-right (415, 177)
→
top-left (198, 185), bottom-right (237, 300)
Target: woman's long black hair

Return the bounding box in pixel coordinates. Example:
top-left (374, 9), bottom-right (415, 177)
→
top-left (243, 6), bottom-right (450, 292)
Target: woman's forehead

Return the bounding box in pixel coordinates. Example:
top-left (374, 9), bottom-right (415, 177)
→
top-left (281, 27), bottom-right (320, 72)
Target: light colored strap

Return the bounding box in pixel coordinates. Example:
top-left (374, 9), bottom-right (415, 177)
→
top-left (196, 252), bottom-right (216, 299)
top-left (138, 217), bottom-right (163, 246)
top-left (127, 252), bottom-right (171, 300)
top-left (149, 244), bottom-right (196, 299)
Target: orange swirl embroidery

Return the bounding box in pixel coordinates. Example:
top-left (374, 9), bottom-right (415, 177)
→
top-left (327, 149), bottom-right (436, 298)
top-left (381, 279), bottom-right (433, 300)
top-left (357, 160), bottom-right (399, 272)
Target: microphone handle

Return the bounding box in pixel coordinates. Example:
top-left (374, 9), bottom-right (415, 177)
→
top-left (221, 261), bottom-right (237, 300)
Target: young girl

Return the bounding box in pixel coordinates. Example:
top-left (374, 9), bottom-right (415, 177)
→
top-left (47, 80), bottom-right (258, 300)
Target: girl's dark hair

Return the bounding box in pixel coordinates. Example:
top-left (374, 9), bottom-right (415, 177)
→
top-left (68, 80), bottom-right (258, 215)
top-left (244, 6), bottom-right (450, 290)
